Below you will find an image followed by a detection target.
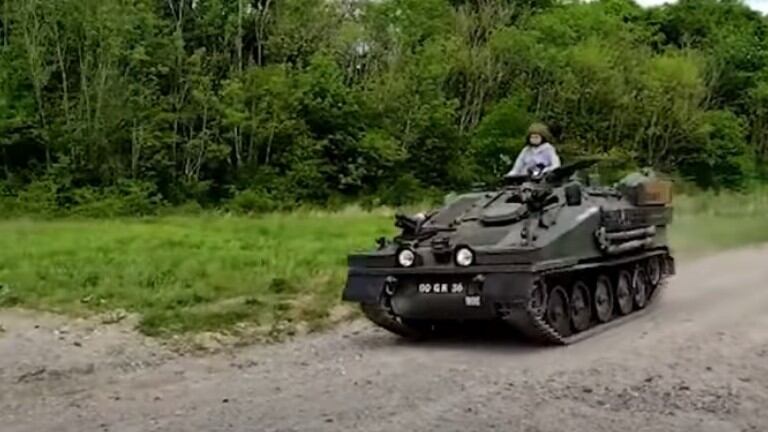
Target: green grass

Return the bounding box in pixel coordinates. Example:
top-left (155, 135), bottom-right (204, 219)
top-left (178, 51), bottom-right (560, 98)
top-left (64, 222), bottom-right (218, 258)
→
top-left (0, 209), bottom-right (396, 338)
top-left (669, 189), bottom-right (768, 256)
top-left (0, 191), bottom-right (767, 339)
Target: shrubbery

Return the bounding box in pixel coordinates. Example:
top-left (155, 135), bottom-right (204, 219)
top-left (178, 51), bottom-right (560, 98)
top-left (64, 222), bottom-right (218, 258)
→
top-left (1, 0), bottom-right (767, 215)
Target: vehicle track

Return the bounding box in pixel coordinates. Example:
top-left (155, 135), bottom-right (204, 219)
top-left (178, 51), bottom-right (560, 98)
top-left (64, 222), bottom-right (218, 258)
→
top-left (2, 245), bottom-right (768, 432)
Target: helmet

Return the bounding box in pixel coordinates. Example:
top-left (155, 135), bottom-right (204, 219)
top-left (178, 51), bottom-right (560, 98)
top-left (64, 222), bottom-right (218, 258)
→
top-left (527, 123), bottom-right (553, 143)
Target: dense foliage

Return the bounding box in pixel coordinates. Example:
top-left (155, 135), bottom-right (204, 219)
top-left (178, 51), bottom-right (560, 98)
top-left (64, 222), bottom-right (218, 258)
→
top-left (1, 0), bottom-right (767, 214)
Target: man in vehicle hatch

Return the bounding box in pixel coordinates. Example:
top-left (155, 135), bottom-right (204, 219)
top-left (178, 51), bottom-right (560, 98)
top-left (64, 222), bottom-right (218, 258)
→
top-left (506, 122), bottom-right (561, 177)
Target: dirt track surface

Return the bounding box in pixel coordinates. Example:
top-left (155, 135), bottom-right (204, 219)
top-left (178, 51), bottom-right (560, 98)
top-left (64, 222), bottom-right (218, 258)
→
top-left (2, 246), bottom-right (768, 432)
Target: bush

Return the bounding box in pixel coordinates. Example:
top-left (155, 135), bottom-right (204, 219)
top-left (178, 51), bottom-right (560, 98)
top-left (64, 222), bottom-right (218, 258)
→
top-left (372, 174), bottom-right (433, 207)
top-left (470, 97), bottom-right (533, 182)
top-left (1, 179), bottom-right (164, 218)
top-left (227, 189), bottom-right (280, 214)
top-left (680, 110), bottom-right (753, 190)
top-left (10, 179), bottom-right (60, 216)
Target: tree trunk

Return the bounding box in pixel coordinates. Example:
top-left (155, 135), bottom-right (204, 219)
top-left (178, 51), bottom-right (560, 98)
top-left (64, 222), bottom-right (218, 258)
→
top-left (2, 0), bottom-right (8, 47)
top-left (237, 0), bottom-right (243, 72)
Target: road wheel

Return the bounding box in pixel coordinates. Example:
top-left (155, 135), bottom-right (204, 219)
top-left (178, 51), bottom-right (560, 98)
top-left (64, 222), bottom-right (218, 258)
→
top-left (647, 256), bottom-right (662, 288)
top-left (633, 267), bottom-right (649, 309)
top-left (570, 281), bottom-right (592, 332)
top-left (615, 270), bottom-right (634, 316)
top-left (594, 275), bottom-right (614, 323)
top-left (546, 286), bottom-right (572, 337)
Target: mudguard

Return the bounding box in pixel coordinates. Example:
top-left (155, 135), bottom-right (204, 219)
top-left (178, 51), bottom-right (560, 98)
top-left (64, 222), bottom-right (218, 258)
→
top-left (342, 275), bottom-right (388, 304)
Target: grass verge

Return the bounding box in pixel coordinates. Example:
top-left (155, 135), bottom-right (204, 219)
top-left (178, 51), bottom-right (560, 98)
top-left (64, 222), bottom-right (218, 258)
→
top-left (0, 191), bottom-right (767, 340)
top-left (0, 209), bottom-right (395, 340)
top-left (669, 190), bottom-right (768, 257)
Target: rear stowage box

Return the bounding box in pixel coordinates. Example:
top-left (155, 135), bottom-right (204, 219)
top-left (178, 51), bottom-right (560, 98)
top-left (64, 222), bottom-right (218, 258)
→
top-left (636, 179), bottom-right (673, 206)
top-left (617, 171), bottom-right (673, 206)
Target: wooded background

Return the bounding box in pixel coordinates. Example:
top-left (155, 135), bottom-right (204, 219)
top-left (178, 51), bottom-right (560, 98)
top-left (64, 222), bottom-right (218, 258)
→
top-left (1, 0), bottom-right (767, 215)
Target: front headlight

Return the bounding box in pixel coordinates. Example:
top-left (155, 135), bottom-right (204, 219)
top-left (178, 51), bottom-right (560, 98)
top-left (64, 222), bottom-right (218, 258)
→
top-left (397, 249), bottom-right (416, 267)
top-left (455, 247), bottom-right (474, 267)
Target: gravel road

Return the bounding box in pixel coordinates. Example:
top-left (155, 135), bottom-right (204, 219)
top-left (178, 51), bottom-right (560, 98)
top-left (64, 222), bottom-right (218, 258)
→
top-left (2, 245), bottom-right (768, 432)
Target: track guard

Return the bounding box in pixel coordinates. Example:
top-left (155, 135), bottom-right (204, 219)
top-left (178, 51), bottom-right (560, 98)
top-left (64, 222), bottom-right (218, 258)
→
top-left (342, 275), bottom-right (388, 304)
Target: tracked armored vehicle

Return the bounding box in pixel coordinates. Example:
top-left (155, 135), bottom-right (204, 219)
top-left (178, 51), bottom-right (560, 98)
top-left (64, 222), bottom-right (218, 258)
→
top-left (342, 159), bottom-right (675, 345)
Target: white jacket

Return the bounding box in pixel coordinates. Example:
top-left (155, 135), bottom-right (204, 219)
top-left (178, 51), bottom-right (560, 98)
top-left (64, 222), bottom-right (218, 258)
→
top-left (506, 143), bottom-right (561, 176)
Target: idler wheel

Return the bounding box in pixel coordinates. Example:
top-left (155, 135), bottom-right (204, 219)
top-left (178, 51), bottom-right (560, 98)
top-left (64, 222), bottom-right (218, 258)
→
top-left (633, 267), bottom-right (649, 309)
top-left (593, 275), bottom-right (614, 323)
top-left (570, 281), bottom-right (592, 332)
top-left (529, 280), bottom-right (547, 318)
top-left (546, 286), bottom-right (572, 337)
top-left (615, 270), bottom-right (634, 315)
top-left (646, 256), bottom-right (662, 287)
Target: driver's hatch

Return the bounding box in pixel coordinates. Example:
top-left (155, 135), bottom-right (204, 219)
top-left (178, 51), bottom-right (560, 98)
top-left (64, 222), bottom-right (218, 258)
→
top-left (479, 191), bottom-right (527, 225)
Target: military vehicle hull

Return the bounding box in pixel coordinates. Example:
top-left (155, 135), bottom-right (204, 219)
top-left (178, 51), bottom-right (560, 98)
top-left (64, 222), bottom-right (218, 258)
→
top-left (342, 163), bottom-right (675, 344)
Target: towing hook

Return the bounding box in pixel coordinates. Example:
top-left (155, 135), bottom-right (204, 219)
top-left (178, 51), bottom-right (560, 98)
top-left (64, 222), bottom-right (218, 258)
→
top-left (467, 274), bottom-right (486, 296)
top-left (384, 276), bottom-right (398, 296)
